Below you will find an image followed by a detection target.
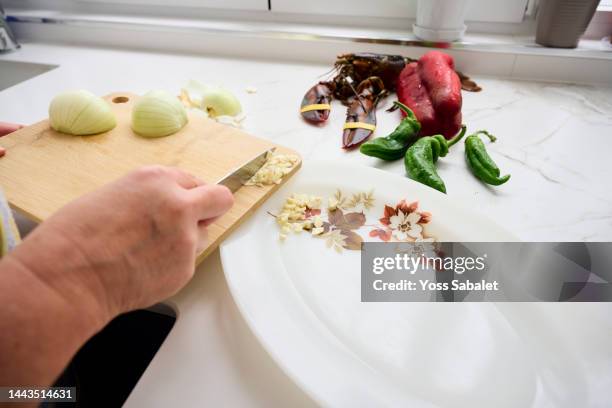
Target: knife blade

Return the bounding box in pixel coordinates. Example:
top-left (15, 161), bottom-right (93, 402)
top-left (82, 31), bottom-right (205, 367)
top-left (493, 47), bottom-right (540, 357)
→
top-left (216, 148), bottom-right (275, 193)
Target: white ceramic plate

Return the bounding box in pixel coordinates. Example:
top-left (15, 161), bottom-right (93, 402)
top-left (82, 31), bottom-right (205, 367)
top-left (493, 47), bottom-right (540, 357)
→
top-left (220, 161), bottom-right (612, 407)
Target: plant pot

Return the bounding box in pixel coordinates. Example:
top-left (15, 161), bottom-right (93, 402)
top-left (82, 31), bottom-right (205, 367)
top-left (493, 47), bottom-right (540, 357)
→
top-left (536, 0), bottom-right (601, 48)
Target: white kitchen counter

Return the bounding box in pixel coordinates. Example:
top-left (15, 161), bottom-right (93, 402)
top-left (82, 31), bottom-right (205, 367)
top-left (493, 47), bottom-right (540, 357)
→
top-left (1, 42), bottom-right (611, 407)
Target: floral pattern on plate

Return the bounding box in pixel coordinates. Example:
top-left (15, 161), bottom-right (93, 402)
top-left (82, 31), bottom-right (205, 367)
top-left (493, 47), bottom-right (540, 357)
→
top-left (271, 189), bottom-right (435, 252)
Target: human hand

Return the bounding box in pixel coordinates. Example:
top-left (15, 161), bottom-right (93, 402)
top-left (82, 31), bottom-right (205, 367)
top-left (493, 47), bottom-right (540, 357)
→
top-left (9, 166), bottom-right (234, 322)
top-left (0, 121), bottom-right (23, 136)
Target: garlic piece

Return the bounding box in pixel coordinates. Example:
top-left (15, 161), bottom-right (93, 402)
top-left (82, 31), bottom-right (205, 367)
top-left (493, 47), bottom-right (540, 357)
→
top-left (311, 227), bottom-right (325, 236)
top-left (327, 197), bottom-right (339, 211)
top-left (245, 154), bottom-right (300, 187)
top-left (275, 193), bottom-right (323, 240)
top-left (49, 90), bottom-right (116, 136)
top-left (132, 90), bottom-right (188, 138)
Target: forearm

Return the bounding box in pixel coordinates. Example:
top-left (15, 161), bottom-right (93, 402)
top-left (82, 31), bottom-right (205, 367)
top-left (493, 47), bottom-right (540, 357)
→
top-left (0, 233), bottom-right (109, 387)
top-left (0, 164), bottom-right (233, 388)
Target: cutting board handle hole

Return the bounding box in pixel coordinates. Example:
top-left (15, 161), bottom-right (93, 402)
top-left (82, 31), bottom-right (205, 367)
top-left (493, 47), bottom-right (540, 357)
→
top-left (112, 96), bottom-right (130, 104)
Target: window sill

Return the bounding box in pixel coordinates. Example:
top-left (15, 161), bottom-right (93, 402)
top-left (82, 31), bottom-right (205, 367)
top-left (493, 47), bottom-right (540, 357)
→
top-left (5, 8), bottom-right (612, 84)
top-left (7, 8), bottom-right (612, 60)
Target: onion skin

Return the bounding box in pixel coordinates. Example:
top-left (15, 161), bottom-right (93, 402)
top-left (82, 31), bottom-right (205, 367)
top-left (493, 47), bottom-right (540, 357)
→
top-left (49, 90), bottom-right (116, 136)
top-left (131, 90), bottom-right (188, 138)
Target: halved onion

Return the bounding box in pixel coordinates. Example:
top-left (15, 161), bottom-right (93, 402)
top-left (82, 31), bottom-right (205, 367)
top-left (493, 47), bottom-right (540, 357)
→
top-left (49, 90), bottom-right (116, 135)
top-left (131, 90), bottom-right (188, 138)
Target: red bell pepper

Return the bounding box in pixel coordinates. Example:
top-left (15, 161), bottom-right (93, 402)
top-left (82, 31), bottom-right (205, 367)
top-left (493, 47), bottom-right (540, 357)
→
top-left (396, 51), bottom-right (462, 139)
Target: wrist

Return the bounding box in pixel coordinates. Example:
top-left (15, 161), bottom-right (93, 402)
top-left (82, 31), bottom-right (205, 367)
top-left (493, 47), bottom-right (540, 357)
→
top-left (0, 254), bottom-right (104, 386)
top-left (7, 225), bottom-right (117, 331)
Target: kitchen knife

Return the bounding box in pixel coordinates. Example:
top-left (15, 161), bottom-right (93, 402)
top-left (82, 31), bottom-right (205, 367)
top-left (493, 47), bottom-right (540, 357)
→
top-left (216, 148), bottom-right (275, 193)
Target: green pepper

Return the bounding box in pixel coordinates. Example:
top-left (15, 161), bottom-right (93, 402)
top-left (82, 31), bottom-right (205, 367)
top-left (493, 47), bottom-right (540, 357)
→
top-left (359, 101), bottom-right (421, 160)
top-left (404, 125), bottom-right (466, 193)
top-left (464, 130), bottom-right (510, 186)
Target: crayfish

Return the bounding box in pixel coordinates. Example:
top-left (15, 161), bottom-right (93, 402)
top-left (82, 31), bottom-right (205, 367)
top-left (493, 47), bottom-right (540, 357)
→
top-left (300, 52), bottom-right (480, 149)
top-left (300, 53), bottom-right (411, 149)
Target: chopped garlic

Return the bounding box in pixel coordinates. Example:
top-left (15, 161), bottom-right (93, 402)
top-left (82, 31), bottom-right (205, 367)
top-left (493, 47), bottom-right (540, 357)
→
top-left (245, 86), bottom-right (258, 94)
top-left (245, 154), bottom-right (300, 187)
top-left (311, 227), bottom-right (325, 236)
top-left (274, 193), bottom-right (323, 239)
top-left (328, 197), bottom-right (339, 211)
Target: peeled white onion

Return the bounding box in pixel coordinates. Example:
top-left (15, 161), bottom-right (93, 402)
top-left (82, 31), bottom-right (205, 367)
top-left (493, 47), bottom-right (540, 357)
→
top-left (182, 80), bottom-right (242, 118)
top-left (49, 90), bottom-right (117, 135)
top-left (201, 87), bottom-right (242, 117)
top-left (131, 90), bottom-right (188, 138)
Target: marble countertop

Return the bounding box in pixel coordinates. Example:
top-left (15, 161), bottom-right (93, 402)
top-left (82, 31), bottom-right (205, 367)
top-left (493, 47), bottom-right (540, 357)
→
top-left (1, 42), bottom-right (611, 406)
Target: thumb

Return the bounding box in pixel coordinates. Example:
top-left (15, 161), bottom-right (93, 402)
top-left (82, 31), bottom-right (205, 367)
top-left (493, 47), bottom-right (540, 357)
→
top-left (187, 184), bottom-right (234, 221)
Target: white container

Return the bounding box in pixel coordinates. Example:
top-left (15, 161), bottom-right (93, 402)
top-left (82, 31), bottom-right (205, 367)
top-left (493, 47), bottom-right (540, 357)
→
top-left (413, 0), bottom-right (471, 42)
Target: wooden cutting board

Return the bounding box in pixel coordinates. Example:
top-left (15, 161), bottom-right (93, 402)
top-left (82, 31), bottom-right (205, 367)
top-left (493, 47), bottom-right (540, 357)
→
top-left (0, 92), bottom-right (301, 263)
